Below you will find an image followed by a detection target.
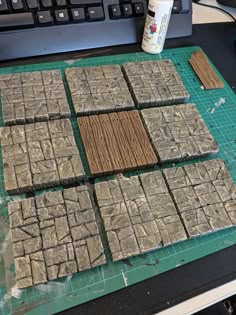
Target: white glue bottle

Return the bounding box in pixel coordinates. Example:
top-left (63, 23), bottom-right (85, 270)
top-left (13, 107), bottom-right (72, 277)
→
top-left (142, 0), bottom-right (174, 54)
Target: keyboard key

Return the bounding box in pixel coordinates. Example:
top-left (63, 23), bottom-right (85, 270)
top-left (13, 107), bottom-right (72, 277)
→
top-left (122, 4), bottom-right (132, 17)
top-left (27, 0), bottom-right (39, 9)
top-left (109, 5), bottom-right (121, 19)
top-left (87, 6), bottom-right (104, 21)
top-left (0, 0), bottom-right (8, 12)
top-left (0, 13), bottom-right (34, 29)
top-left (71, 8), bottom-right (85, 22)
top-left (133, 3), bottom-right (143, 16)
top-left (55, 9), bottom-right (69, 23)
top-left (11, 0), bottom-right (24, 11)
top-left (69, 0), bottom-right (101, 5)
top-left (56, 0), bottom-right (67, 6)
top-left (41, 0), bottom-right (52, 8)
top-left (37, 10), bottom-right (53, 25)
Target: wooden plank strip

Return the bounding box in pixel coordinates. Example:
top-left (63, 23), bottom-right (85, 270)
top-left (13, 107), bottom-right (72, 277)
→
top-left (128, 110), bottom-right (158, 166)
top-left (89, 115), bottom-right (114, 174)
top-left (98, 113), bottom-right (125, 172)
top-left (117, 111), bottom-right (147, 168)
top-left (109, 112), bottom-right (137, 169)
top-left (189, 50), bottom-right (224, 90)
top-left (77, 117), bottom-right (103, 176)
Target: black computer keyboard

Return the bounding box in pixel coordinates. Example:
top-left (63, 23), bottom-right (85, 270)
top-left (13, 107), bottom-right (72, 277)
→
top-left (0, 0), bottom-right (192, 60)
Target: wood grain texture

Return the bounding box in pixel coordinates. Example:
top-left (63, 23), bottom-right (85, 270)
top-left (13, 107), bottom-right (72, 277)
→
top-left (78, 110), bottom-right (158, 176)
top-left (128, 111), bottom-right (158, 166)
top-left (78, 117), bottom-right (102, 175)
top-left (98, 113), bottom-right (124, 173)
top-left (118, 111), bottom-right (147, 168)
top-left (189, 50), bottom-right (224, 90)
top-left (109, 112), bottom-right (137, 169)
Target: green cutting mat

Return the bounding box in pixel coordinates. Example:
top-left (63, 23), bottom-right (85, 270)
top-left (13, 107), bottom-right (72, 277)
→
top-left (1, 46), bottom-right (236, 315)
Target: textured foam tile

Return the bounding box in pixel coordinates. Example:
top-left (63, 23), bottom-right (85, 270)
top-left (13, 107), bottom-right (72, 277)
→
top-left (123, 60), bottom-right (190, 108)
top-left (8, 185), bottom-right (106, 289)
top-left (141, 104), bottom-right (218, 163)
top-left (0, 71), bottom-right (70, 125)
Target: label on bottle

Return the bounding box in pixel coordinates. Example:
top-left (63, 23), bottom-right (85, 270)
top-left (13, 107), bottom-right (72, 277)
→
top-left (142, 2), bottom-right (172, 54)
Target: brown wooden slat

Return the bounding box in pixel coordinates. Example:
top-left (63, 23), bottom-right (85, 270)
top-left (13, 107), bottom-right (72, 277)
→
top-left (117, 111), bottom-right (147, 167)
top-left (98, 113), bottom-right (125, 172)
top-left (189, 50), bottom-right (224, 90)
top-left (109, 112), bottom-right (137, 169)
top-left (128, 110), bottom-right (158, 166)
top-left (77, 117), bottom-right (103, 176)
top-left (89, 115), bottom-right (114, 174)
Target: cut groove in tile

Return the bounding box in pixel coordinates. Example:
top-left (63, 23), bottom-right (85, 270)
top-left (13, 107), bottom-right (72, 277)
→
top-left (0, 71), bottom-right (70, 125)
top-left (141, 104), bottom-right (218, 163)
top-left (0, 119), bottom-right (84, 194)
top-left (65, 65), bottom-right (134, 115)
top-left (8, 185), bottom-right (106, 289)
top-left (95, 173), bottom-right (187, 261)
top-left (78, 110), bottom-right (158, 176)
top-left (123, 60), bottom-right (190, 108)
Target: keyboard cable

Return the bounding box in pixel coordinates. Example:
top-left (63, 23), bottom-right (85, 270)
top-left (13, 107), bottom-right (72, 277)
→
top-left (192, 0), bottom-right (236, 23)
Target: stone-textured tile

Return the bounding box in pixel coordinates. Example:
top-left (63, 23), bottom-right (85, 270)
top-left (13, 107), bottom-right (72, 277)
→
top-left (65, 65), bottom-right (134, 115)
top-left (0, 119), bottom-right (84, 194)
top-left (141, 104), bottom-right (218, 163)
top-left (95, 172), bottom-right (187, 261)
top-left (8, 185), bottom-right (106, 288)
top-left (163, 159), bottom-right (235, 237)
top-left (123, 60), bottom-right (189, 108)
top-left (0, 71), bottom-right (70, 125)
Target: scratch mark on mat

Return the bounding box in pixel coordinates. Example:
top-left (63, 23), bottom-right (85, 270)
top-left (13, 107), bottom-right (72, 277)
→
top-left (121, 270), bottom-right (128, 287)
top-left (215, 98), bottom-right (226, 107)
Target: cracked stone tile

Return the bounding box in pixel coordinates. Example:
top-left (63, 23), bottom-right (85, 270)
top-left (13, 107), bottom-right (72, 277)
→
top-left (141, 104), bottom-right (218, 163)
top-left (164, 159), bottom-right (236, 237)
top-left (8, 184), bottom-right (106, 289)
top-left (0, 70), bottom-right (70, 125)
top-left (0, 119), bottom-right (84, 194)
top-left (123, 60), bottom-right (189, 108)
top-left (65, 65), bottom-right (134, 115)
top-left (95, 173), bottom-right (186, 261)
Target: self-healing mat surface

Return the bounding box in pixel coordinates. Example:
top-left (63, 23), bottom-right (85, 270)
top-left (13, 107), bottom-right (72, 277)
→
top-left (1, 46), bottom-right (236, 315)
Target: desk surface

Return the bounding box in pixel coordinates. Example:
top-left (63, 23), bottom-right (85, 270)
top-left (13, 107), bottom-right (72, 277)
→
top-left (0, 20), bottom-right (236, 315)
top-left (193, 0), bottom-right (236, 24)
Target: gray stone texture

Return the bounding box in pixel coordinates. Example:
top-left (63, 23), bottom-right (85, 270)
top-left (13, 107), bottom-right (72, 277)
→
top-left (123, 60), bottom-right (190, 108)
top-left (0, 71), bottom-right (70, 125)
top-left (8, 185), bottom-right (106, 289)
top-left (0, 119), bottom-right (84, 194)
top-left (95, 172), bottom-right (187, 261)
top-left (65, 65), bottom-right (134, 115)
top-left (163, 159), bottom-right (235, 237)
top-left (141, 104), bottom-right (218, 163)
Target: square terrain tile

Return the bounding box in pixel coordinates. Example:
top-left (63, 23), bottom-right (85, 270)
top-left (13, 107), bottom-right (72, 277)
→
top-left (8, 185), bottom-right (106, 289)
top-left (123, 60), bottom-right (190, 108)
top-left (0, 71), bottom-right (70, 125)
top-left (95, 172), bottom-right (187, 261)
top-left (78, 110), bottom-right (158, 176)
top-left (163, 159), bottom-right (235, 237)
top-left (65, 65), bottom-right (134, 115)
top-left (0, 119), bottom-right (84, 194)
top-left (141, 104), bottom-right (218, 163)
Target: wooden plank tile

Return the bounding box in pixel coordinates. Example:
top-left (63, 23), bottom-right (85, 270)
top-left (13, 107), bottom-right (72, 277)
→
top-left (117, 111), bottom-right (147, 167)
top-left (88, 115), bottom-right (114, 174)
top-left (98, 114), bottom-right (125, 172)
top-left (128, 110), bottom-right (158, 166)
top-left (189, 50), bottom-right (224, 90)
top-left (78, 117), bottom-right (102, 176)
top-left (109, 112), bottom-right (137, 169)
